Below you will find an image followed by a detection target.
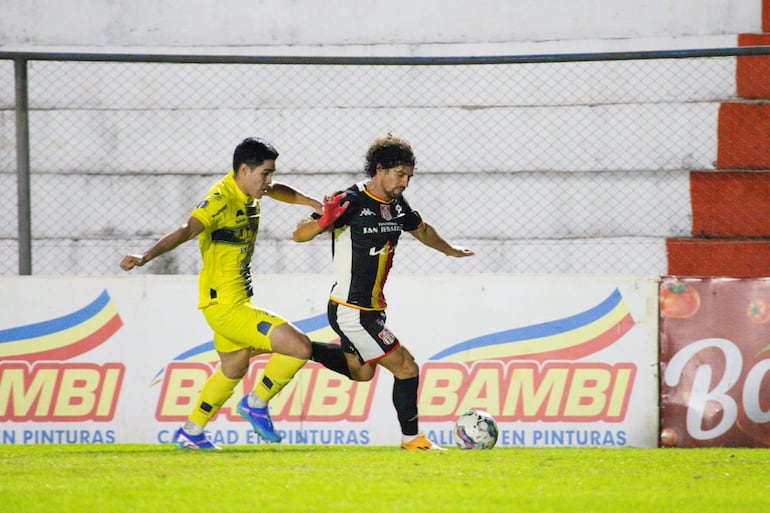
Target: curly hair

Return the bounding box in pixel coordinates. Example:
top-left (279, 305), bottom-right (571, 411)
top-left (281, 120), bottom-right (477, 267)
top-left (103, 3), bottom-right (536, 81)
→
top-left (364, 134), bottom-right (416, 177)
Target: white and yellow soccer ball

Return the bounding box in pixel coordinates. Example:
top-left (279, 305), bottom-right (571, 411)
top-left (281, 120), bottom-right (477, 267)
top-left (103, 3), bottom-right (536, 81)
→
top-left (454, 409), bottom-right (499, 450)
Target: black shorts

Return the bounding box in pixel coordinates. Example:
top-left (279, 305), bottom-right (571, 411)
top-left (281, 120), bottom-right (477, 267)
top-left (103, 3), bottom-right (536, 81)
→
top-left (327, 300), bottom-right (401, 364)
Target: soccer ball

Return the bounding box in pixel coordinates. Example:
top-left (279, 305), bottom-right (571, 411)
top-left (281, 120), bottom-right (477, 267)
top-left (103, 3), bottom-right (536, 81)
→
top-left (454, 410), bottom-right (499, 450)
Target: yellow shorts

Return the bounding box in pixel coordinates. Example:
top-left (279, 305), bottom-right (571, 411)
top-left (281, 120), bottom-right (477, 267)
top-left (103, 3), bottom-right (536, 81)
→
top-left (202, 301), bottom-right (288, 354)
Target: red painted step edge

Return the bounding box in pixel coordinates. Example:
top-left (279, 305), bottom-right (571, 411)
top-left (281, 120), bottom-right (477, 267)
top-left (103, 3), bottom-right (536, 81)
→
top-left (737, 34), bottom-right (770, 99)
top-left (691, 171), bottom-right (770, 237)
top-left (667, 238), bottom-right (770, 277)
top-left (717, 103), bottom-right (770, 169)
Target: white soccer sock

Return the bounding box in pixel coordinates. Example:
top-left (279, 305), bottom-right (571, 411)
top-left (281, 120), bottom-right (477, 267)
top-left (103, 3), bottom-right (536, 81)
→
top-left (248, 390), bottom-right (268, 409)
top-left (183, 420), bottom-right (205, 436)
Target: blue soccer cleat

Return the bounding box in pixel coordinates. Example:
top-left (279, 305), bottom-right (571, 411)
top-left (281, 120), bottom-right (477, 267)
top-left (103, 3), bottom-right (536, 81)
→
top-left (237, 396), bottom-right (283, 443)
top-left (172, 427), bottom-right (222, 450)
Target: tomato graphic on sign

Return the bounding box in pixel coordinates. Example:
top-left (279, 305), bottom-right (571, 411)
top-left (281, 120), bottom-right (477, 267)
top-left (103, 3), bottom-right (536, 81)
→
top-left (747, 298), bottom-right (770, 324)
top-left (660, 281), bottom-right (701, 319)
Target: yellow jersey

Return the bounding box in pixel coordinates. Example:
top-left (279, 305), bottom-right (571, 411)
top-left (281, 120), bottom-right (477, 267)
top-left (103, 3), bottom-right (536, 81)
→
top-left (191, 171), bottom-right (260, 308)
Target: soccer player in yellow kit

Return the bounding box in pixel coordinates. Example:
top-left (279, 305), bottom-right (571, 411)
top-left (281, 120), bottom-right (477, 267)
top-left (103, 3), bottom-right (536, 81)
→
top-left (120, 137), bottom-right (338, 450)
top-left (293, 134), bottom-right (474, 450)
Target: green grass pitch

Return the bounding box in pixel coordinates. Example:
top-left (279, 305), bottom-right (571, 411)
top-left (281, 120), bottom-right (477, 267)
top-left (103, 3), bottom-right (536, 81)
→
top-left (2, 445), bottom-right (769, 513)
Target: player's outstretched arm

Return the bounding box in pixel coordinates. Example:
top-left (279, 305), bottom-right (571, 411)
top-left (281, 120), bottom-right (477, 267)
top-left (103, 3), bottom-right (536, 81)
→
top-left (409, 221), bottom-right (474, 258)
top-left (293, 216), bottom-right (323, 242)
top-left (265, 182), bottom-right (323, 214)
top-left (293, 192), bottom-right (348, 242)
top-left (120, 216), bottom-right (205, 271)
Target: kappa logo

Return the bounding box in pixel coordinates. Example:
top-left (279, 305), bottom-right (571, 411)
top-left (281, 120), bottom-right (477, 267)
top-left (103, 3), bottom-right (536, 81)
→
top-left (360, 208), bottom-right (376, 216)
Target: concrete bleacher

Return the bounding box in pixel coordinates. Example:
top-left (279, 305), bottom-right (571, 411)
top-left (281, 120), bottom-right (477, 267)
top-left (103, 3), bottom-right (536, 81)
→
top-left (0, 0), bottom-right (765, 276)
top-left (667, 33), bottom-right (770, 277)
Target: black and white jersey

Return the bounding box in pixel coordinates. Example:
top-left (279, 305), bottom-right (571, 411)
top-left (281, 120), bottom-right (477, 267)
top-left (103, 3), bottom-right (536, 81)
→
top-left (326, 181), bottom-right (423, 310)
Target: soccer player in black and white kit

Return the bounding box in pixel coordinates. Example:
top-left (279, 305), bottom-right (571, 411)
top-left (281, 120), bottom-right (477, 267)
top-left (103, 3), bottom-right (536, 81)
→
top-left (293, 134), bottom-right (474, 450)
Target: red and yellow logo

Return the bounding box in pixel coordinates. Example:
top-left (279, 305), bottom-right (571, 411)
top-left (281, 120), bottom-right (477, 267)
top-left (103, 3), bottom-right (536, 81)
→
top-left (420, 288), bottom-right (637, 422)
top-left (0, 290), bottom-right (124, 421)
top-left (156, 288), bottom-right (638, 425)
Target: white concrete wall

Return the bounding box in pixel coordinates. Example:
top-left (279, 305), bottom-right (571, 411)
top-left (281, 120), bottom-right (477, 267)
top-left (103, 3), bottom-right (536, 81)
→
top-left (0, 0), bottom-right (761, 53)
top-left (0, 1), bottom-right (762, 275)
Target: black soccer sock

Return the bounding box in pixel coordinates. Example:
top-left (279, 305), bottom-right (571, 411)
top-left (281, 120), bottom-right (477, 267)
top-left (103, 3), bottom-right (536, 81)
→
top-left (310, 342), bottom-right (352, 378)
top-left (393, 376), bottom-right (419, 436)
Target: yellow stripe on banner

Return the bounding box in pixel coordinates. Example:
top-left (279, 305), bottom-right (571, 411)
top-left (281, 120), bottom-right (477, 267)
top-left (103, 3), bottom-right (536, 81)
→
top-left (442, 301), bottom-right (630, 362)
top-left (0, 302), bottom-right (119, 358)
top-left (307, 326), bottom-right (340, 343)
top-left (186, 352), bottom-right (219, 364)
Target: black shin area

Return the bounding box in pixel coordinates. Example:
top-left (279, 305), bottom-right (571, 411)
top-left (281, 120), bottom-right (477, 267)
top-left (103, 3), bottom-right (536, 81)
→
top-left (310, 342), bottom-right (352, 378)
top-left (393, 376), bottom-right (419, 436)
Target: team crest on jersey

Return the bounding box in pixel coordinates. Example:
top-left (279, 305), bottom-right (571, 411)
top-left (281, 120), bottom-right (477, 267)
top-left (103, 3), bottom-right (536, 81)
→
top-left (378, 327), bottom-right (397, 345)
top-left (380, 204), bottom-right (392, 221)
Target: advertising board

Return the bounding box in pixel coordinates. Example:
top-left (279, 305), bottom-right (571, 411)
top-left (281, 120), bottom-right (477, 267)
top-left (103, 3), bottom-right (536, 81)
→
top-left (0, 274), bottom-right (659, 447)
top-left (660, 276), bottom-right (770, 447)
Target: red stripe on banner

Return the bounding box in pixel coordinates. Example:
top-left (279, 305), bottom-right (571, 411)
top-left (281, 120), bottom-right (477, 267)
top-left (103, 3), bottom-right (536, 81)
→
top-left (690, 171), bottom-right (770, 238)
top-left (492, 312), bottom-right (635, 364)
top-left (1, 314), bottom-right (123, 363)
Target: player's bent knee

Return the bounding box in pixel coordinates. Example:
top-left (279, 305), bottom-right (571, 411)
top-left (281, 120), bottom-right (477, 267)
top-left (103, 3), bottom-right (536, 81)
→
top-left (270, 325), bottom-right (312, 360)
top-left (291, 334), bottom-right (312, 360)
top-left (350, 367), bottom-right (375, 382)
top-left (296, 343), bottom-right (312, 360)
top-left (284, 337), bottom-right (312, 360)
top-left (220, 359), bottom-right (249, 380)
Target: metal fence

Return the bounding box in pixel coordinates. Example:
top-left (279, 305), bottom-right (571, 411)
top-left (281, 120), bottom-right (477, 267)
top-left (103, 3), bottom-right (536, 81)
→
top-left (1, 48), bottom-right (768, 276)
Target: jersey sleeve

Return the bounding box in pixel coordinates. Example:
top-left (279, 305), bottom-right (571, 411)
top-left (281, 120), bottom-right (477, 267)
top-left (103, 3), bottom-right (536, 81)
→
top-left (190, 192), bottom-right (227, 230)
top-left (399, 195), bottom-right (423, 231)
top-left (402, 209), bottom-right (423, 231)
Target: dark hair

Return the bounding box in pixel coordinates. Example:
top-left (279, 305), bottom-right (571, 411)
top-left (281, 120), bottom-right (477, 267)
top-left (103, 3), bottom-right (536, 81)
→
top-left (364, 134), bottom-right (416, 177)
top-left (233, 137), bottom-right (279, 171)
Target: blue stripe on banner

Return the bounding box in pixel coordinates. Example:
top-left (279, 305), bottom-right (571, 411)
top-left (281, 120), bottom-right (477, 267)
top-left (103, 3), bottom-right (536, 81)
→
top-left (0, 290), bottom-right (112, 343)
top-left (429, 289), bottom-right (622, 360)
top-left (173, 340), bottom-right (215, 360)
top-left (293, 313), bottom-right (330, 333)
top-left (150, 340), bottom-right (216, 383)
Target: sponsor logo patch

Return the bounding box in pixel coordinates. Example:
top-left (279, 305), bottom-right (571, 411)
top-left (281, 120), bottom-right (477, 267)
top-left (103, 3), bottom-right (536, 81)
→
top-left (378, 328), bottom-right (396, 345)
